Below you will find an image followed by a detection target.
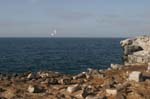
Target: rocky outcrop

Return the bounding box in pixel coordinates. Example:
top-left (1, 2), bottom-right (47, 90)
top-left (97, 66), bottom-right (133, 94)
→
top-left (120, 35), bottom-right (150, 65)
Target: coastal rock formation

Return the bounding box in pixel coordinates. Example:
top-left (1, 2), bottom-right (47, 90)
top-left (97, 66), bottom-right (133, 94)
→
top-left (120, 35), bottom-right (150, 65)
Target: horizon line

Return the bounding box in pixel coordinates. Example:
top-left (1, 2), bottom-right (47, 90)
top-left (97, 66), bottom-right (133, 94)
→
top-left (0, 36), bottom-right (128, 38)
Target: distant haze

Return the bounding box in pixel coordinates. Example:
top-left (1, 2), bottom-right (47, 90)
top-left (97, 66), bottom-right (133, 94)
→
top-left (0, 0), bottom-right (150, 37)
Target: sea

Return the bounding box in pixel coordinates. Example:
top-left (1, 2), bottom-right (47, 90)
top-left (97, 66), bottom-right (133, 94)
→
top-left (0, 38), bottom-right (125, 74)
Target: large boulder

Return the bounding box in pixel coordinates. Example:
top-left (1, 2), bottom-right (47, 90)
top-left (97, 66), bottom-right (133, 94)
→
top-left (120, 35), bottom-right (150, 65)
top-left (128, 71), bottom-right (142, 82)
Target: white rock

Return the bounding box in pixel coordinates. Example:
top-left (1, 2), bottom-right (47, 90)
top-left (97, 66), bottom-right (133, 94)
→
top-left (27, 85), bottom-right (44, 93)
top-left (110, 64), bottom-right (122, 70)
top-left (120, 39), bottom-right (132, 47)
top-left (37, 72), bottom-right (49, 78)
top-left (107, 68), bottom-right (111, 70)
top-left (27, 73), bottom-right (34, 79)
top-left (128, 71), bottom-right (142, 82)
top-left (67, 84), bottom-right (81, 93)
top-left (148, 63), bottom-right (150, 70)
top-left (106, 89), bottom-right (117, 96)
top-left (28, 85), bottom-right (35, 93)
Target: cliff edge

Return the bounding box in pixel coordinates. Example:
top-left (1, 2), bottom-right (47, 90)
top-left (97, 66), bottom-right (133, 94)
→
top-left (120, 35), bottom-right (150, 65)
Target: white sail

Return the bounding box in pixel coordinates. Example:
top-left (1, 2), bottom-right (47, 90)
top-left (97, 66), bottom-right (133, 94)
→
top-left (50, 29), bottom-right (57, 37)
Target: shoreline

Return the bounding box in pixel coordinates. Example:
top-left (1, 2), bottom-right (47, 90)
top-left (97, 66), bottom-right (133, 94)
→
top-left (0, 35), bottom-right (150, 99)
top-left (0, 64), bottom-right (149, 99)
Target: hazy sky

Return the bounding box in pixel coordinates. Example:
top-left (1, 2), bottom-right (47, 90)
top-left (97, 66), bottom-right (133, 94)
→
top-left (0, 0), bottom-right (150, 37)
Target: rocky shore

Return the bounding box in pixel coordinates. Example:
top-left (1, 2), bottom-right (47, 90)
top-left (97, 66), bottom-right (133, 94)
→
top-left (0, 35), bottom-right (150, 99)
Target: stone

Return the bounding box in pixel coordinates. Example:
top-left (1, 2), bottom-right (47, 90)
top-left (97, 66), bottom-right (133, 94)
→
top-left (67, 84), bottom-right (81, 93)
top-left (120, 35), bottom-right (150, 64)
top-left (116, 82), bottom-right (130, 91)
top-left (28, 85), bottom-right (44, 93)
top-left (59, 78), bottom-right (71, 85)
top-left (106, 89), bottom-right (117, 96)
top-left (27, 73), bottom-right (35, 80)
top-left (147, 63), bottom-right (150, 71)
top-left (86, 95), bottom-right (106, 99)
top-left (48, 78), bottom-right (58, 84)
top-left (73, 72), bottom-right (86, 80)
top-left (127, 92), bottom-right (145, 99)
top-left (37, 71), bottom-right (49, 78)
top-left (28, 85), bottom-right (35, 93)
top-left (128, 71), bottom-right (142, 82)
top-left (82, 85), bottom-right (95, 98)
top-left (116, 93), bottom-right (126, 99)
top-left (110, 64), bottom-right (122, 70)
top-left (120, 39), bottom-right (133, 47)
top-left (75, 90), bottom-right (84, 98)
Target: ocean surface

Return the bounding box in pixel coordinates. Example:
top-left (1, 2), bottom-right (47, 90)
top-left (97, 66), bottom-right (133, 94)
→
top-left (0, 38), bottom-right (124, 74)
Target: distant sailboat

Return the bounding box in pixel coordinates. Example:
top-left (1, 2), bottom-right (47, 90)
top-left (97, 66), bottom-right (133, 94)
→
top-left (50, 29), bottom-right (57, 37)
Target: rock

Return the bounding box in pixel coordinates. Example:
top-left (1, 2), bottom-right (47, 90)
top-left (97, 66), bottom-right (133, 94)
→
top-left (107, 68), bottom-right (111, 70)
top-left (106, 89), bottom-right (117, 96)
top-left (128, 71), bottom-right (142, 82)
top-left (87, 68), bottom-right (104, 79)
top-left (28, 85), bottom-right (44, 93)
top-left (147, 63), bottom-right (150, 71)
top-left (82, 85), bottom-right (96, 98)
top-left (110, 64), bottom-right (122, 70)
top-left (28, 85), bottom-right (36, 93)
top-left (86, 95), bottom-right (106, 99)
top-left (47, 78), bottom-right (58, 85)
top-left (37, 71), bottom-right (49, 78)
top-left (116, 93), bottom-right (126, 99)
top-left (56, 93), bottom-right (66, 99)
top-left (116, 82), bottom-right (130, 91)
top-left (59, 78), bottom-right (71, 85)
top-left (73, 72), bottom-right (86, 80)
top-left (120, 35), bottom-right (150, 64)
top-left (27, 73), bottom-right (35, 80)
top-left (75, 90), bottom-right (84, 98)
top-left (127, 92), bottom-right (145, 99)
top-left (67, 84), bottom-right (81, 93)
top-left (120, 39), bottom-right (133, 47)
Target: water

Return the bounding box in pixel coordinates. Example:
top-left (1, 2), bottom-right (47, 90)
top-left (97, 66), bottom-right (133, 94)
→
top-left (0, 38), bottom-right (124, 74)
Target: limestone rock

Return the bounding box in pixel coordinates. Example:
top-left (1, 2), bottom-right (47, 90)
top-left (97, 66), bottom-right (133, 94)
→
top-left (106, 88), bottom-right (117, 96)
top-left (73, 72), bottom-right (86, 80)
top-left (27, 73), bottom-right (35, 80)
top-left (128, 71), bottom-right (142, 82)
top-left (147, 63), bottom-right (150, 71)
top-left (110, 64), bottom-right (122, 70)
top-left (28, 85), bottom-right (44, 93)
top-left (120, 35), bottom-right (150, 64)
top-left (67, 84), bottom-right (81, 93)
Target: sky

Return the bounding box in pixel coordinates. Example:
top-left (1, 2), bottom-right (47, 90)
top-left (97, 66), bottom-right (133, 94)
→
top-left (0, 0), bottom-right (150, 37)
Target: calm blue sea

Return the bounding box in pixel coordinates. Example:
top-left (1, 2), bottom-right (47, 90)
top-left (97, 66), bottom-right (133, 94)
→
top-left (0, 38), bottom-right (124, 74)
